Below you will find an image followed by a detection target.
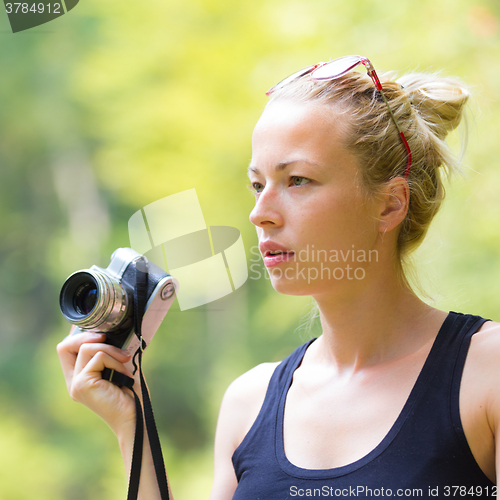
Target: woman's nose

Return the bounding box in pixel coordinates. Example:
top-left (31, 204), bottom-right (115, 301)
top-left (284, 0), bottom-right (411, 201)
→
top-left (249, 186), bottom-right (284, 228)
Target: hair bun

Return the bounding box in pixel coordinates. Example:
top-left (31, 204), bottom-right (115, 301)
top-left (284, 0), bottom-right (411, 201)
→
top-left (396, 73), bottom-right (470, 140)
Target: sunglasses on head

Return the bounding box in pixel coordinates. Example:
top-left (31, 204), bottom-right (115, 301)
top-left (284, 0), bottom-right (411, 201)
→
top-left (266, 55), bottom-right (412, 179)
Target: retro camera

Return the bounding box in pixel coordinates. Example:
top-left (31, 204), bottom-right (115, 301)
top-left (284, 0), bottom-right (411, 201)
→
top-left (59, 248), bottom-right (177, 369)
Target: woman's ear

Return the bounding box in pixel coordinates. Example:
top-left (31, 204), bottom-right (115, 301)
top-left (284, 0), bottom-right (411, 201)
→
top-left (377, 177), bottom-right (410, 234)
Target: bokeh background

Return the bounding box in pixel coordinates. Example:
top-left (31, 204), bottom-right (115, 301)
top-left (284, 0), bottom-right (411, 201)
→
top-left (0, 0), bottom-right (499, 498)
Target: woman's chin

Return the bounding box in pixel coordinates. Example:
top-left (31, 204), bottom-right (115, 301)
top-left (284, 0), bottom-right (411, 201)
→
top-left (267, 266), bottom-right (321, 296)
top-left (266, 263), bottom-right (363, 298)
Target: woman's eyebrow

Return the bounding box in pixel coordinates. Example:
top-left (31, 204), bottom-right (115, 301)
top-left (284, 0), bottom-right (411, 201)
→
top-left (247, 159), bottom-right (321, 177)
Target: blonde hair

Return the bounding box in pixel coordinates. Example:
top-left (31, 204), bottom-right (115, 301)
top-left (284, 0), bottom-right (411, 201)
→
top-left (267, 66), bottom-right (470, 332)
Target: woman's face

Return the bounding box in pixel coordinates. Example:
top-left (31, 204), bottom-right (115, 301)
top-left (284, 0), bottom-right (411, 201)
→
top-left (248, 99), bottom-right (382, 298)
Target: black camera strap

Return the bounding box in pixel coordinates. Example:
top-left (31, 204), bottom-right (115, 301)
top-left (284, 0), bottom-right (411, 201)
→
top-left (103, 257), bottom-right (170, 500)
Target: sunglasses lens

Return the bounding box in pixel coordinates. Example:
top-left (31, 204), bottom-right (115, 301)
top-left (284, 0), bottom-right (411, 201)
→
top-left (266, 64), bottom-right (317, 95)
top-left (311, 55), bottom-right (363, 80)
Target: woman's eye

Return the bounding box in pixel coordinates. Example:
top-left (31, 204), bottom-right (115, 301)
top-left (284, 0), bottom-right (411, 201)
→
top-left (291, 176), bottom-right (310, 186)
top-left (250, 182), bottom-right (264, 194)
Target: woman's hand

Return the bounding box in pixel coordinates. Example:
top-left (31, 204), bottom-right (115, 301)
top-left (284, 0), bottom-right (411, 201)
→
top-left (57, 327), bottom-right (138, 436)
top-left (58, 330), bottom-right (172, 499)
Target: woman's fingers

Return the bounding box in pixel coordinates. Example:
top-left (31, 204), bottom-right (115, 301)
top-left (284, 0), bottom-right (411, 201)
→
top-left (81, 351), bottom-right (134, 380)
top-left (70, 350), bottom-right (138, 430)
top-left (73, 342), bottom-right (132, 380)
top-left (57, 331), bottom-right (107, 391)
top-left (57, 330), bottom-right (133, 393)
top-left (57, 329), bottom-right (139, 432)
top-left (71, 351), bottom-right (133, 399)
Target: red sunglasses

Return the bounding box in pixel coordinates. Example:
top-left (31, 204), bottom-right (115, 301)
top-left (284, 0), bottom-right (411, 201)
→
top-left (266, 55), bottom-right (412, 179)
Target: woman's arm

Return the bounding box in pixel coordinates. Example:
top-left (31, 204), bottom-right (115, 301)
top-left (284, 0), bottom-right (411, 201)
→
top-left (117, 422), bottom-right (174, 500)
top-left (57, 329), bottom-right (169, 500)
top-left (481, 322), bottom-right (500, 497)
top-left (460, 321), bottom-right (500, 487)
top-left (209, 362), bottom-right (279, 500)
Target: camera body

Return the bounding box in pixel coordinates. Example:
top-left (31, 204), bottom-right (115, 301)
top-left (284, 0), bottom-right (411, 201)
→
top-left (60, 248), bottom-right (177, 371)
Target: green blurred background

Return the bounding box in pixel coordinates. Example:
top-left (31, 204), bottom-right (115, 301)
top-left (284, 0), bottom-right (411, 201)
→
top-left (0, 0), bottom-right (499, 498)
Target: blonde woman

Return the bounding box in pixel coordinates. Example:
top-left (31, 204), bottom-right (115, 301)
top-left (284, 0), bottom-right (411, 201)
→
top-left (58, 56), bottom-right (500, 499)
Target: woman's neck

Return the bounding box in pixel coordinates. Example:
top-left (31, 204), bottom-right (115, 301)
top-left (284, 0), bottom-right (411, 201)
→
top-left (310, 266), bottom-right (447, 375)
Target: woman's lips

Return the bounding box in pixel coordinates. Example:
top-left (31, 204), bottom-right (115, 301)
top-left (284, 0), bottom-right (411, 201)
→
top-left (263, 251), bottom-right (296, 268)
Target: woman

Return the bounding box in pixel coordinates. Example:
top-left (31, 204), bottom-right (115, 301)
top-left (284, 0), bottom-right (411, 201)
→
top-left (57, 56), bottom-right (500, 499)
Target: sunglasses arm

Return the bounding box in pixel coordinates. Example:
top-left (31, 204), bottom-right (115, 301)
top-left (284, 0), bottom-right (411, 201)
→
top-left (371, 69), bottom-right (412, 179)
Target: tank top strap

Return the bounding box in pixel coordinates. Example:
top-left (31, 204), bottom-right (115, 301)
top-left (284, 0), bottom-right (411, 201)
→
top-left (414, 311), bottom-right (490, 398)
top-left (432, 311), bottom-right (489, 358)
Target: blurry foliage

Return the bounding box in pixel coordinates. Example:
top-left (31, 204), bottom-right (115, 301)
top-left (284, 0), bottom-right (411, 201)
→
top-left (0, 0), bottom-right (499, 498)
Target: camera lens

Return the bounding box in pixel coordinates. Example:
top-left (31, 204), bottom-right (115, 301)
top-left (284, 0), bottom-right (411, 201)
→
top-left (73, 282), bottom-right (98, 315)
top-left (60, 269), bottom-right (129, 331)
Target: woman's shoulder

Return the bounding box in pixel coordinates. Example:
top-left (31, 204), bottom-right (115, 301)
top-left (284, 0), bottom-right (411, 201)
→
top-left (222, 361), bottom-right (281, 421)
top-left (218, 341), bottom-right (313, 450)
top-left (464, 318), bottom-right (500, 369)
top-left (462, 319), bottom-right (500, 418)
top-left (457, 318), bottom-right (500, 480)
top-left (469, 318), bottom-right (500, 353)
top-left (222, 340), bottom-right (313, 409)
top-left (214, 361), bottom-right (280, 467)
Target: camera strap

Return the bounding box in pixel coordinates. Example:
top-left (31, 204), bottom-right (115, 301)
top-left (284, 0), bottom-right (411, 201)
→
top-left (103, 257), bottom-right (170, 499)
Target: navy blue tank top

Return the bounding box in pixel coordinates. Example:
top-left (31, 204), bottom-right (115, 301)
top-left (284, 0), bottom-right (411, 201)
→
top-left (232, 311), bottom-right (495, 499)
